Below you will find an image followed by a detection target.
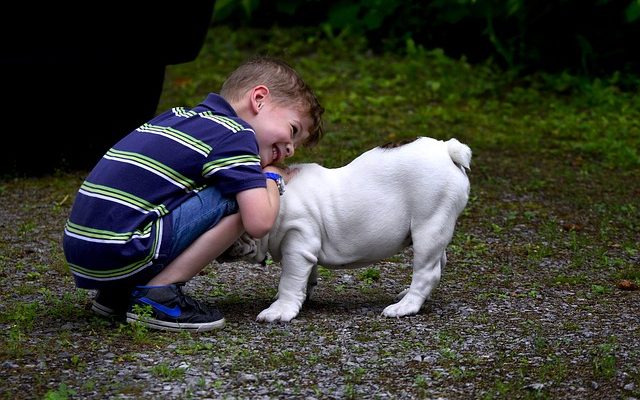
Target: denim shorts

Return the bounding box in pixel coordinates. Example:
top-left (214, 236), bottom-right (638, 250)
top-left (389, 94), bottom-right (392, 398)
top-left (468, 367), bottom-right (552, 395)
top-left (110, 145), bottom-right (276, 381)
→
top-left (166, 186), bottom-right (239, 264)
top-left (100, 186), bottom-right (238, 290)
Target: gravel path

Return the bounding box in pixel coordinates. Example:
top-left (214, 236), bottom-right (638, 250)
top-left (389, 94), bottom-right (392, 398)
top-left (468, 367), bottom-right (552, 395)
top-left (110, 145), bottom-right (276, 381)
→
top-left (1, 153), bottom-right (639, 399)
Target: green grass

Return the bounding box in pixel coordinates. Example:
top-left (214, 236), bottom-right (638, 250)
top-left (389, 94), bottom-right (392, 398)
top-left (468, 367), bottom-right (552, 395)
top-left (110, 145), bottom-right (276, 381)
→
top-left (160, 26), bottom-right (639, 170)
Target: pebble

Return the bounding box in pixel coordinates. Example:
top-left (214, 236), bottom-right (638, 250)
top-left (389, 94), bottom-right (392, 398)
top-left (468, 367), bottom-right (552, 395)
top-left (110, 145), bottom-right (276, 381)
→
top-left (238, 373), bottom-right (258, 383)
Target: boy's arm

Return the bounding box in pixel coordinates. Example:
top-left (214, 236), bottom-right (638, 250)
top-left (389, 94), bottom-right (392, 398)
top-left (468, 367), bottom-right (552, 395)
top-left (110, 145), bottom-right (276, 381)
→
top-left (236, 165), bottom-right (297, 238)
top-left (235, 179), bottom-right (281, 239)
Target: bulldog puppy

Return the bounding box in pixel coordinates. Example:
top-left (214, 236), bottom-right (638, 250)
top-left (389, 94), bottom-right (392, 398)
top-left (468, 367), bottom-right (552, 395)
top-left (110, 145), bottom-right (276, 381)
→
top-left (227, 137), bottom-right (472, 322)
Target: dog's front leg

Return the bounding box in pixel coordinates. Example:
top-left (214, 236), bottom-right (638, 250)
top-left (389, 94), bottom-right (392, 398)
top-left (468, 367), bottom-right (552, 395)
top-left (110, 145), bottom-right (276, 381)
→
top-left (257, 240), bottom-right (318, 323)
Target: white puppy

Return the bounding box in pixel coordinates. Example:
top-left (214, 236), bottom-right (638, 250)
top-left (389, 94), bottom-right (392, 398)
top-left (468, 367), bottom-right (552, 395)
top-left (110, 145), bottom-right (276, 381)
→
top-left (226, 137), bottom-right (471, 322)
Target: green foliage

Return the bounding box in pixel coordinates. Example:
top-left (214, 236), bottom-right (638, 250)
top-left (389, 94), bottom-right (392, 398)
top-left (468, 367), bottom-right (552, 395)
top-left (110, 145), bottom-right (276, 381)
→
top-left (164, 25), bottom-right (639, 169)
top-left (613, 265), bottom-right (640, 285)
top-left (626, 0), bottom-right (640, 22)
top-left (44, 383), bottom-right (76, 400)
top-left (118, 304), bottom-right (153, 343)
top-left (151, 362), bottom-right (186, 380)
top-left (358, 268), bottom-right (381, 285)
top-left (592, 340), bottom-right (618, 379)
top-left (213, 0), bottom-right (260, 22)
top-left (317, 266), bottom-right (333, 279)
top-left (4, 302), bottom-right (39, 329)
top-left (210, 0), bottom-right (639, 79)
top-left (325, 0), bottom-right (400, 33)
top-left (46, 290), bottom-right (88, 319)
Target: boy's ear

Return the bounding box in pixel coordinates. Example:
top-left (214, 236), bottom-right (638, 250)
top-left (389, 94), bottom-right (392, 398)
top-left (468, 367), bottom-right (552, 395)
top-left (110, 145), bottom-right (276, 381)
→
top-left (250, 85), bottom-right (269, 114)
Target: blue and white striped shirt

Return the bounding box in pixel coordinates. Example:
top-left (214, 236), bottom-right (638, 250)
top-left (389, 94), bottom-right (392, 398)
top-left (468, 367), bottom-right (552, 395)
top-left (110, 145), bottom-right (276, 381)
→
top-left (63, 94), bottom-right (265, 288)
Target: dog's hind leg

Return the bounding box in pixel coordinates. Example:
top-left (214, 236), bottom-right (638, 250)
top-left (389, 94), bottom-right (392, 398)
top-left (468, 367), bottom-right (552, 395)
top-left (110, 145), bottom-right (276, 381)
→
top-left (395, 250), bottom-right (445, 301)
top-left (383, 218), bottom-right (453, 317)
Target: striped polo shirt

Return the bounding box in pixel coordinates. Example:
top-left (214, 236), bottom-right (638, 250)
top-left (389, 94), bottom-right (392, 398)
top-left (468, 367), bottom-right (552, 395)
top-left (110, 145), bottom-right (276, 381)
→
top-left (63, 93), bottom-right (266, 289)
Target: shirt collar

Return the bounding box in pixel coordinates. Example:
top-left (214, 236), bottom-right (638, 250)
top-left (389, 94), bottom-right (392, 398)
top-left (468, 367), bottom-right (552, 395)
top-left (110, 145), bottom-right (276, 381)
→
top-left (197, 93), bottom-right (237, 116)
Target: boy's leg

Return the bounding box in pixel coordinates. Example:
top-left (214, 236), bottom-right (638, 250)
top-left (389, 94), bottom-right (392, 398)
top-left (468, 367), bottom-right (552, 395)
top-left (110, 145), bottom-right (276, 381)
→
top-left (93, 186), bottom-right (242, 327)
top-left (146, 213), bottom-right (243, 285)
top-left (127, 209), bottom-right (244, 332)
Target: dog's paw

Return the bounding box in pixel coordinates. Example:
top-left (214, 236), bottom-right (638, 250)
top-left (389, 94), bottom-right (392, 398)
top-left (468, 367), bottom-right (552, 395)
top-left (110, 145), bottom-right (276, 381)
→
top-left (382, 294), bottom-right (423, 317)
top-left (256, 300), bottom-right (300, 323)
top-left (395, 287), bottom-right (409, 301)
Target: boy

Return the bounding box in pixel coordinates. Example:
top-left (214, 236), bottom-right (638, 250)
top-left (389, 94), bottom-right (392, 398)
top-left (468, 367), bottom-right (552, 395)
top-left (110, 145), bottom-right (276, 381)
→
top-left (63, 56), bottom-right (324, 332)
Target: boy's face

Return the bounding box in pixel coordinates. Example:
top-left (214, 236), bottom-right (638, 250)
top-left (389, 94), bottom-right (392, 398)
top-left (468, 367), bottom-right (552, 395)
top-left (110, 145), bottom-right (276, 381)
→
top-left (251, 100), bottom-right (312, 167)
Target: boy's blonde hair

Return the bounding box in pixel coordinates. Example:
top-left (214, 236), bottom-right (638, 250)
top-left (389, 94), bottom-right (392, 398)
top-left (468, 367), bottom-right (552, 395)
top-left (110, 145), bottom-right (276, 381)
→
top-left (220, 56), bottom-right (324, 147)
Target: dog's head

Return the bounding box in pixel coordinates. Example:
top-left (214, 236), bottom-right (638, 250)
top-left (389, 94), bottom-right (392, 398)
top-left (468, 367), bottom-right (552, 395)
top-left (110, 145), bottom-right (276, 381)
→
top-left (216, 233), bottom-right (270, 265)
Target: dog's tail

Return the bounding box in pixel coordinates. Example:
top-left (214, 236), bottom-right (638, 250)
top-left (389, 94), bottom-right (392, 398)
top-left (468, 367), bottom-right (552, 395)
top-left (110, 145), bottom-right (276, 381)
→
top-left (446, 138), bottom-right (472, 171)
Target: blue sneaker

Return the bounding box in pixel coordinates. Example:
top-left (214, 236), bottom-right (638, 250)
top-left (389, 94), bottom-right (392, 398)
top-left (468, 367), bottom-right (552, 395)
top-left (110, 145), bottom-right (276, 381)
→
top-left (126, 283), bottom-right (225, 332)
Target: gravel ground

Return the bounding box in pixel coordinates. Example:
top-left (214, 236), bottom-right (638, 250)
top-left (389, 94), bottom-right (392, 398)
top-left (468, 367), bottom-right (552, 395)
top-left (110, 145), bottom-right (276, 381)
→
top-left (1, 151), bottom-right (639, 399)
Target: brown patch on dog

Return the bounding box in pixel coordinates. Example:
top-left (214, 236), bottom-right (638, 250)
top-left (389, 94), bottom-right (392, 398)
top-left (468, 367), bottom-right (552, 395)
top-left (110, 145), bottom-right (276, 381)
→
top-left (379, 137), bottom-right (419, 150)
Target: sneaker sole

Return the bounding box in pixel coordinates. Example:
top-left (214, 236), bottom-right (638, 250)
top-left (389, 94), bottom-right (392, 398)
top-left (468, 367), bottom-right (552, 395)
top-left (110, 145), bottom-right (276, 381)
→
top-left (91, 300), bottom-right (120, 318)
top-left (125, 313), bottom-right (225, 332)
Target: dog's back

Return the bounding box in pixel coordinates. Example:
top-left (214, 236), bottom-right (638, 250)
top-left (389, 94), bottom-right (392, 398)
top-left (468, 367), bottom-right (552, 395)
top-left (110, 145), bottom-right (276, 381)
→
top-left (367, 136), bottom-right (471, 210)
top-left (271, 137), bottom-right (471, 267)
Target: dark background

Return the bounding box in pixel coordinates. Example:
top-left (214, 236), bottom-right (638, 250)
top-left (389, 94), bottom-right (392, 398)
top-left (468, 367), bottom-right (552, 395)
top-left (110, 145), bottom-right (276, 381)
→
top-left (2, 0), bottom-right (637, 176)
top-left (1, 1), bottom-right (215, 175)
top-left (215, 0), bottom-right (639, 78)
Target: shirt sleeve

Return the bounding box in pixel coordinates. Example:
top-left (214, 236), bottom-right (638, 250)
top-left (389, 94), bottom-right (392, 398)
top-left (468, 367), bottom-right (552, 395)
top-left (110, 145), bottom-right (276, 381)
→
top-left (203, 129), bottom-right (266, 196)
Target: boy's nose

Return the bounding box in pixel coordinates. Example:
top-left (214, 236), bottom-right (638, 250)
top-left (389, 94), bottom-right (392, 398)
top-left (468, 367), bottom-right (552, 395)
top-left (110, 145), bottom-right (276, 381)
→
top-left (285, 143), bottom-right (294, 157)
